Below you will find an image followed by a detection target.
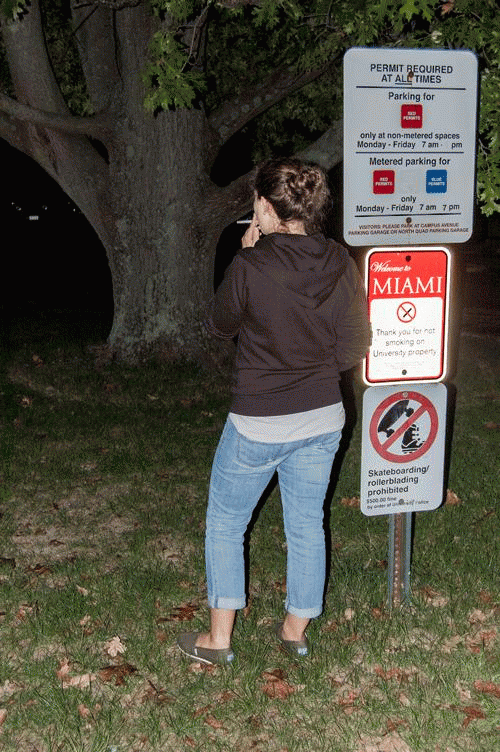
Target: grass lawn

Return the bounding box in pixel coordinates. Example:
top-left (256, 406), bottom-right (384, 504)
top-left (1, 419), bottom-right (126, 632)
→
top-left (0, 318), bottom-right (499, 752)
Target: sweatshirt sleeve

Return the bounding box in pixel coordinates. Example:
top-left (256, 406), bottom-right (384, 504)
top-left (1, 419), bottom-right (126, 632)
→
top-left (333, 258), bottom-right (371, 372)
top-left (204, 255), bottom-right (248, 340)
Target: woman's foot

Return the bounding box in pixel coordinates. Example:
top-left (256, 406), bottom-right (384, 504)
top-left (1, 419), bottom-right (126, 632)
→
top-left (280, 613), bottom-right (310, 643)
top-left (275, 621), bottom-right (309, 658)
top-left (177, 632), bottom-right (234, 665)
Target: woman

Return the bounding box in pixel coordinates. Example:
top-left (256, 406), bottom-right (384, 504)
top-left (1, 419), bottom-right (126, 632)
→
top-left (177, 158), bottom-right (370, 665)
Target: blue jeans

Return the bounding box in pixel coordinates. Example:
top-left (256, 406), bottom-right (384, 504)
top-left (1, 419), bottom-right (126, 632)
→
top-left (205, 418), bottom-right (342, 619)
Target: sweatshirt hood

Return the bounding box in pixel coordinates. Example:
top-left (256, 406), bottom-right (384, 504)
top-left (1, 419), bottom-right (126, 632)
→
top-left (239, 233), bottom-right (349, 309)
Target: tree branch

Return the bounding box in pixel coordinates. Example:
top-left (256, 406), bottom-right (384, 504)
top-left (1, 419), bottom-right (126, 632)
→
top-left (208, 63), bottom-right (330, 145)
top-left (215, 0), bottom-right (261, 6)
top-left (298, 118), bottom-right (343, 171)
top-left (71, 0), bottom-right (142, 8)
top-left (0, 93), bottom-right (114, 138)
top-left (202, 118), bottom-right (344, 228)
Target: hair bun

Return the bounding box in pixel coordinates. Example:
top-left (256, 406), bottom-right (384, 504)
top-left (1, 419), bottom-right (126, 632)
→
top-left (253, 158), bottom-right (330, 234)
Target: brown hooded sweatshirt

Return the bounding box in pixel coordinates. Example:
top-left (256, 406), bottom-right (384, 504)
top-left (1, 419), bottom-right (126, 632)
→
top-left (205, 232), bottom-right (370, 417)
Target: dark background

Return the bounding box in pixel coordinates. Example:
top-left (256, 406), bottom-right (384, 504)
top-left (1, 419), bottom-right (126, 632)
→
top-left (2, 140), bottom-right (499, 350)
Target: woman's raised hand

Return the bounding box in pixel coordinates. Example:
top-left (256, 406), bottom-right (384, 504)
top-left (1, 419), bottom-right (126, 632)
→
top-left (241, 215), bottom-right (261, 247)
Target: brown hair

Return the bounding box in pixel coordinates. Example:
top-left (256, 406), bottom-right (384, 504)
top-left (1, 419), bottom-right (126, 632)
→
top-left (253, 157), bottom-right (331, 235)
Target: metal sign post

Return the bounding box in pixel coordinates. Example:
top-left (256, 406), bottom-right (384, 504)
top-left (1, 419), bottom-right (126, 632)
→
top-left (388, 512), bottom-right (412, 607)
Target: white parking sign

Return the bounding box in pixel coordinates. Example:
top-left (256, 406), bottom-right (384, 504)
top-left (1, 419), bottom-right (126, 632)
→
top-left (343, 47), bottom-right (478, 246)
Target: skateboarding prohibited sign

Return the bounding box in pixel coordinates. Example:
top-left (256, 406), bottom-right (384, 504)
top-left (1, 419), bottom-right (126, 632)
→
top-left (369, 390), bottom-right (439, 464)
top-left (361, 384), bottom-right (447, 516)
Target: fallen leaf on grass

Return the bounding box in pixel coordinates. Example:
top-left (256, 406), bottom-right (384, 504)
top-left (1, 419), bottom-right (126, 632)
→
top-left (356, 732), bottom-right (412, 752)
top-left (262, 669), bottom-right (287, 681)
top-left (460, 705), bottom-right (486, 728)
top-left (26, 563), bottom-right (51, 575)
top-left (473, 680), bottom-right (500, 698)
top-left (0, 681), bottom-right (22, 701)
top-left (337, 688), bottom-right (361, 711)
top-left (204, 715), bottom-right (225, 729)
top-left (159, 601), bottom-right (199, 622)
top-left (322, 619), bottom-right (340, 633)
top-left (441, 635), bottom-right (462, 653)
top-left (468, 608), bottom-right (491, 624)
top-left (104, 635), bottom-right (126, 657)
top-left (78, 704), bottom-right (92, 718)
top-left (375, 666), bottom-right (415, 683)
top-left (64, 674), bottom-right (96, 690)
top-left (99, 663), bottom-right (138, 686)
top-left (439, 703), bottom-right (486, 728)
top-left (193, 704), bottom-right (212, 719)
top-left (418, 586), bottom-right (449, 607)
top-left (261, 678), bottom-right (296, 699)
top-left (261, 669), bottom-right (296, 699)
top-left (465, 628), bottom-right (497, 654)
top-left (386, 718), bottom-right (410, 733)
top-left (340, 496), bottom-right (360, 508)
top-left (188, 661), bottom-right (216, 674)
top-left (342, 633), bottom-right (361, 645)
top-left (478, 590), bottom-right (497, 605)
top-left (143, 680), bottom-right (175, 706)
top-left (16, 604), bottom-right (34, 621)
top-left (445, 489), bottom-right (461, 506)
top-left (483, 421), bottom-right (500, 430)
top-left (57, 660), bottom-right (96, 690)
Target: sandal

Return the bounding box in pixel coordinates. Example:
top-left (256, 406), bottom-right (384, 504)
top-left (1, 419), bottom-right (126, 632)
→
top-left (274, 621), bottom-right (309, 657)
top-left (177, 632), bottom-right (235, 666)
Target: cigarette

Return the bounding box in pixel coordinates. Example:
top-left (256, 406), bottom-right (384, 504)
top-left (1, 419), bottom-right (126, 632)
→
top-left (236, 219), bottom-right (252, 224)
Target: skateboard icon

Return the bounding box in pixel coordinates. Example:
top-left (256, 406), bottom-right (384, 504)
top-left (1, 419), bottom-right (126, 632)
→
top-left (377, 399), bottom-right (424, 454)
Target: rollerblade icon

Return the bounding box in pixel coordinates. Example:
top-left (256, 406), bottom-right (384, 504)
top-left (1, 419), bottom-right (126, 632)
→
top-left (377, 400), bottom-right (424, 454)
top-left (401, 423), bottom-right (424, 454)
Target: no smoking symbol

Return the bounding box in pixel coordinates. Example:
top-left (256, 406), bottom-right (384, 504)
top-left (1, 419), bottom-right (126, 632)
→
top-left (369, 391), bottom-right (439, 463)
top-left (397, 301), bottom-right (416, 323)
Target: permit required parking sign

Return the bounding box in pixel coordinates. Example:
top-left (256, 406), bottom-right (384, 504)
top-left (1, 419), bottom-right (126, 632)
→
top-left (343, 47), bottom-right (478, 247)
top-left (360, 384), bottom-right (447, 516)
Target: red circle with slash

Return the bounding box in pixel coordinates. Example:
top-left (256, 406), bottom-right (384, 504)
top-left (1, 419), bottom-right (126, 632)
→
top-left (369, 390), bottom-right (439, 463)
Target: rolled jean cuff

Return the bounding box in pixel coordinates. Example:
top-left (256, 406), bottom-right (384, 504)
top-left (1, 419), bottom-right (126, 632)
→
top-left (208, 595), bottom-right (246, 610)
top-left (285, 600), bottom-right (322, 619)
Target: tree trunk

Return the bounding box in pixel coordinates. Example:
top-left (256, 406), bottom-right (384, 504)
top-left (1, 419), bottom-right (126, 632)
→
top-left (106, 107), bottom-right (224, 361)
top-left (0, 0), bottom-right (343, 364)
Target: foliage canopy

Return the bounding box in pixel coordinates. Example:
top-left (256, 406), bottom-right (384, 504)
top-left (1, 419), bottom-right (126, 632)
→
top-left (148, 0), bottom-right (499, 213)
top-left (1, 0), bottom-right (499, 212)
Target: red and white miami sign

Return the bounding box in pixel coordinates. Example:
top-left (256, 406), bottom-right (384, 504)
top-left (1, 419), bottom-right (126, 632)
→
top-left (364, 246), bottom-right (450, 384)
